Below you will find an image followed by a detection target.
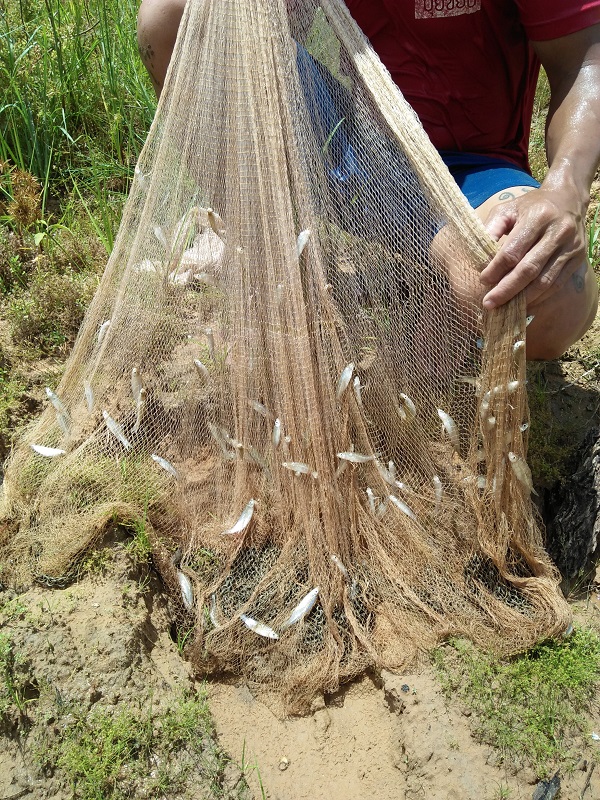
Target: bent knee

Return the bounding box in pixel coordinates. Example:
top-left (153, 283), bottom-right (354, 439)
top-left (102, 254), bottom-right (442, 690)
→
top-left (526, 265), bottom-right (598, 360)
top-left (137, 0), bottom-right (186, 95)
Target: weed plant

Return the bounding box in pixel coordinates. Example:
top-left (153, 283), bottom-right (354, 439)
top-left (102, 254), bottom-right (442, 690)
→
top-left (34, 687), bottom-right (249, 800)
top-left (433, 627), bottom-right (600, 776)
top-left (0, 632), bottom-right (36, 720)
top-left (0, 0), bottom-right (154, 198)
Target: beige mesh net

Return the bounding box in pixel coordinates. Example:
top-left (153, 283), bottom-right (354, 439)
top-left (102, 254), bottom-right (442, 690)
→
top-left (0, 0), bottom-right (570, 712)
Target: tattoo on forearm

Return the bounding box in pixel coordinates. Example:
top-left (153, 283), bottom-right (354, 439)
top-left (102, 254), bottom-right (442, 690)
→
top-left (572, 263), bottom-right (587, 293)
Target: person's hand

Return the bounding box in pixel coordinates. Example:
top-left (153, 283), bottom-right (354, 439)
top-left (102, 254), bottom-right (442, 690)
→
top-left (478, 186), bottom-right (588, 310)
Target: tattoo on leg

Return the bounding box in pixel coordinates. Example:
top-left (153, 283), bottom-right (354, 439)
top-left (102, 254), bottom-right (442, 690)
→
top-left (521, 187), bottom-right (534, 194)
top-left (572, 263), bottom-right (587, 293)
top-left (498, 191), bottom-right (515, 201)
top-left (138, 42), bottom-right (161, 92)
top-left (138, 42), bottom-right (156, 70)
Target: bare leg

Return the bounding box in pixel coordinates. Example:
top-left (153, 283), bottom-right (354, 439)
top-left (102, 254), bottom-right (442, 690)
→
top-left (137, 0), bottom-right (186, 97)
top-left (434, 185), bottom-right (598, 360)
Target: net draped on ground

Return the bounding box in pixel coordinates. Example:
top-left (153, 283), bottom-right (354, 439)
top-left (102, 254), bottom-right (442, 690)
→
top-left (0, 0), bottom-right (570, 711)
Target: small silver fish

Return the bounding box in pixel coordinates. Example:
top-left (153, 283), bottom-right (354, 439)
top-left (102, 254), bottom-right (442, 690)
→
top-left (205, 328), bottom-right (215, 360)
top-left (83, 380), bottom-right (94, 412)
top-left (134, 164), bottom-right (148, 190)
top-left (399, 393), bottom-right (416, 420)
top-left (296, 229), bottom-right (311, 257)
top-left (353, 376), bottom-right (363, 406)
top-left (133, 387), bottom-right (147, 434)
top-left (102, 410), bottom-right (132, 450)
top-left (131, 367), bottom-right (143, 402)
top-left (153, 225), bottom-right (168, 248)
top-left (366, 487), bottom-right (376, 514)
top-left (388, 461), bottom-right (397, 484)
top-left (513, 340), bottom-right (525, 355)
top-left (45, 387), bottom-right (67, 416)
top-left (30, 444), bottom-right (66, 457)
top-left (223, 498), bottom-right (255, 535)
top-left (207, 208), bottom-right (226, 241)
top-left (376, 460), bottom-right (396, 487)
top-left (194, 359), bottom-right (210, 382)
top-left (336, 362), bottom-right (354, 400)
top-left (239, 613), bottom-right (278, 640)
top-left (177, 571), bottom-right (194, 610)
top-left (520, 422), bottom-right (530, 432)
top-left (247, 446), bottom-right (271, 474)
top-left (433, 475), bottom-right (443, 512)
top-left (437, 408), bottom-right (459, 452)
top-left (481, 380), bottom-right (520, 414)
top-left (389, 494), bottom-right (416, 521)
top-left (456, 376), bottom-right (480, 390)
top-left (282, 461), bottom-right (312, 475)
top-left (250, 400), bottom-right (269, 417)
top-left (335, 458), bottom-right (348, 479)
top-left (337, 451), bottom-right (375, 463)
top-left (487, 416), bottom-right (496, 429)
top-left (526, 315), bottom-right (535, 326)
top-left (151, 453), bottom-right (179, 480)
top-left (376, 499), bottom-right (388, 519)
top-left (208, 423), bottom-right (236, 461)
top-left (97, 320), bottom-right (111, 345)
top-left (508, 451), bottom-right (536, 494)
top-left (272, 418), bottom-right (282, 448)
top-left (331, 553), bottom-right (350, 581)
top-left (209, 594), bottom-right (220, 628)
top-left (56, 411), bottom-right (70, 436)
top-left (281, 587), bottom-right (319, 630)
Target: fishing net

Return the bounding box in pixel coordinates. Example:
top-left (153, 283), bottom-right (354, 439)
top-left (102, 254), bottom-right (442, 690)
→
top-left (0, 0), bottom-right (570, 712)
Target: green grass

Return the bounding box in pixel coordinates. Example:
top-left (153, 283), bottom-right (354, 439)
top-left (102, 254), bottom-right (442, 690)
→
top-left (33, 687), bottom-right (249, 800)
top-left (0, 0), bottom-right (154, 197)
top-left (0, 632), bottom-right (36, 719)
top-left (0, 0), bottom-right (155, 450)
top-left (433, 627), bottom-right (600, 776)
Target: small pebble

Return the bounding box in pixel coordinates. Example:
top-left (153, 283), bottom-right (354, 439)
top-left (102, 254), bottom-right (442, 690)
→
top-left (278, 757), bottom-right (290, 771)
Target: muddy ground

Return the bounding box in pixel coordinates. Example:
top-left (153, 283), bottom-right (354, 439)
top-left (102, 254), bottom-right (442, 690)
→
top-left (2, 321), bottom-right (600, 800)
top-left (2, 541), bottom-right (600, 800)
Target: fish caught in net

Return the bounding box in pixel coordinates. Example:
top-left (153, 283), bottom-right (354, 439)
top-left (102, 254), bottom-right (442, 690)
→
top-left (0, 0), bottom-right (570, 712)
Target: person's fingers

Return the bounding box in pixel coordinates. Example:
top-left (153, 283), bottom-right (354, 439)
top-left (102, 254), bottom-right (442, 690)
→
top-left (480, 223), bottom-right (549, 291)
top-left (482, 245), bottom-right (574, 309)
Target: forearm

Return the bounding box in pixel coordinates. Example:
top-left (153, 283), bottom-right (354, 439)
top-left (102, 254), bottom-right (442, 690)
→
top-left (543, 62), bottom-right (600, 209)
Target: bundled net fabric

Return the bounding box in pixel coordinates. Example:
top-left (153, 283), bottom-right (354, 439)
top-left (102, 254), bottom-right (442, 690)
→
top-left (0, 0), bottom-right (570, 711)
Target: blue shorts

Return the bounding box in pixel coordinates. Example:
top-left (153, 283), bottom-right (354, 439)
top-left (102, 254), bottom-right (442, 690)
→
top-left (296, 46), bottom-right (539, 239)
top-left (440, 152), bottom-right (540, 208)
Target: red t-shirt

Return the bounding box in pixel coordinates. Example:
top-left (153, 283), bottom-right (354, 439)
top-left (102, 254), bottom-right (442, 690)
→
top-left (344, 0), bottom-right (600, 169)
